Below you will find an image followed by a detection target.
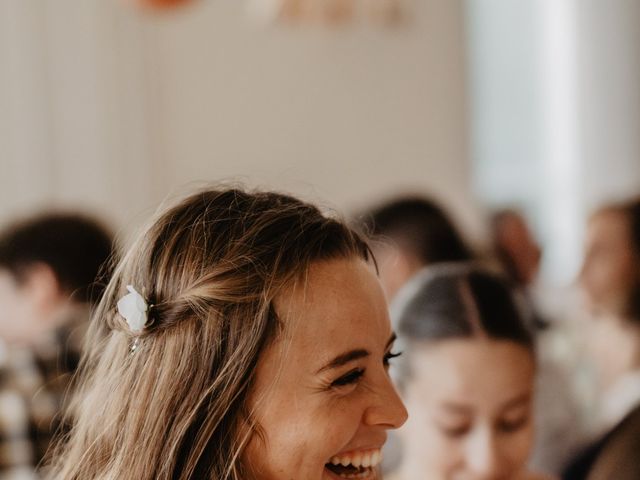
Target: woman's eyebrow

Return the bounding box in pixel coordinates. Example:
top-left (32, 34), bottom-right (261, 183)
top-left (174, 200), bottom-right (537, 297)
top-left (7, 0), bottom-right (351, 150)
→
top-left (316, 332), bottom-right (398, 374)
top-left (386, 332), bottom-right (397, 349)
top-left (441, 401), bottom-right (472, 414)
top-left (500, 392), bottom-right (532, 411)
top-left (317, 349), bottom-right (369, 374)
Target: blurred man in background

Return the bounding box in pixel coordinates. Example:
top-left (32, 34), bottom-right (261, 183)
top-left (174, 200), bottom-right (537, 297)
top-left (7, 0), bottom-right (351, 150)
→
top-left (0, 213), bottom-right (114, 478)
top-left (360, 195), bottom-right (474, 302)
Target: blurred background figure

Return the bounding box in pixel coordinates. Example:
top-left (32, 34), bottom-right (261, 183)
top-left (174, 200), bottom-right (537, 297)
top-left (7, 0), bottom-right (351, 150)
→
top-left (359, 196), bottom-right (474, 302)
top-left (0, 213), bottom-right (115, 478)
top-left (491, 208), bottom-right (545, 329)
top-left (489, 208), bottom-right (589, 475)
top-left (387, 266), bottom-right (552, 480)
top-left (563, 198), bottom-right (640, 479)
top-left (491, 209), bottom-right (541, 290)
top-left (364, 197), bottom-right (586, 476)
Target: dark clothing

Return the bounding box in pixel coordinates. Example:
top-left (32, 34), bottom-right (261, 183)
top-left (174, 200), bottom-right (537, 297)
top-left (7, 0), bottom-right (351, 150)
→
top-left (563, 402), bottom-right (640, 480)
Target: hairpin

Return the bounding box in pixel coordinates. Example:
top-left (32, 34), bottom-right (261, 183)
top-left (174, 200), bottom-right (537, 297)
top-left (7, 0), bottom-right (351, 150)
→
top-left (117, 285), bottom-right (149, 333)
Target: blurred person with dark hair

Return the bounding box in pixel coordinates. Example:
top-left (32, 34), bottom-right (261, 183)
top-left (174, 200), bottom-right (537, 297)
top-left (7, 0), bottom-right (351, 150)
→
top-left (360, 195), bottom-right (474, 301)
top-left (563, 198), bottom-right (640, 479)
top-left (490, 208), bottom-right (589, 475)
top-left (491, 209), bottom-right (542, 291)
top-left (491, 209), bottom-right (546, 329)
top-left (0, 213), bottom-right (114, 478)
top-left (387, 265), bottom-right (554, 480)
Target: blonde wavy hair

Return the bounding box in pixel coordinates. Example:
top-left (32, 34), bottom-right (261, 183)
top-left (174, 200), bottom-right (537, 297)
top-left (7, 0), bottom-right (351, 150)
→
top-left (48, 188), bottom-right (371, 480)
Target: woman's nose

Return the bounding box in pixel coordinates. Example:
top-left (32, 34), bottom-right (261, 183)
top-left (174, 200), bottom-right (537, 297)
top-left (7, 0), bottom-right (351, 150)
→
top-left (363, 374), bottom-right (408, 429)
top-left (465, 430), bottom-right (505, 479)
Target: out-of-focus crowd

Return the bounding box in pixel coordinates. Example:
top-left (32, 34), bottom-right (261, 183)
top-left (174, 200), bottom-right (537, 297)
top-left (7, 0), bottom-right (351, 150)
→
top-left (361, 196), bottom-right (640, 480)
top-left (0, 192), bottom-right (639, 480)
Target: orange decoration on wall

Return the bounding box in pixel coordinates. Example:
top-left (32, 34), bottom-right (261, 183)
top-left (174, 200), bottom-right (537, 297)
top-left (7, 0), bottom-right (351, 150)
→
top-left (249, 0), bottom-right (406, 26)
top-left (133, 0), bottom-right (194, 9)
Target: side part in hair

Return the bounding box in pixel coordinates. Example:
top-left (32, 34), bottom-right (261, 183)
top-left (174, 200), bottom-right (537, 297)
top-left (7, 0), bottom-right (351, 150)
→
top-left (394, 265), bottom-right (534, 349)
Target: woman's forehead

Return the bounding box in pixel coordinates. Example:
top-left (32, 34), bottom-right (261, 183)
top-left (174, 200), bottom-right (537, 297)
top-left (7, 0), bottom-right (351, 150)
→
top-left (406, 339), bottom-right (534, 400)
top-left (273, 258), bottom-right (391, 354)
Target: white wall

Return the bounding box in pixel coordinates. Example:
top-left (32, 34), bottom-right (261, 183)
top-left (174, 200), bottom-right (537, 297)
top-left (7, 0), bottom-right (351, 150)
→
top-left (0, 0), bottom-right (474, 239)
top-left (1, 0), bottom-right (156, 229)
top-left (467, 0), bottom-right (640, 284)
top-left (577, 0), bottom-right (640, 211)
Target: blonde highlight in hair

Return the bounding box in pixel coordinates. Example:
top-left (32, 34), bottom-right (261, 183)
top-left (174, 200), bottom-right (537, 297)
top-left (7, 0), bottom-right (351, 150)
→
top-left (48, 188), bottom-right (371, 480)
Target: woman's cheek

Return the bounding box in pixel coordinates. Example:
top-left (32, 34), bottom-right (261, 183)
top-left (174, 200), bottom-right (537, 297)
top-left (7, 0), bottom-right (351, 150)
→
top-left (438, 435), bottom-right (464, 471)
top-left (501, 429), bottom-right (534, 474)
top-left (415, 425), bottom-right (460, 473)
top-left (323, 404), bottom-right (360, 442)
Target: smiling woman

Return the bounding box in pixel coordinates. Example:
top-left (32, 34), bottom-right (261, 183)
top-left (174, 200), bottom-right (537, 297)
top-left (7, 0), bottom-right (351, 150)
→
top-left (46, 187), bottom-right (406, 480)
top-left (245, 259), bottom-right (405, 479)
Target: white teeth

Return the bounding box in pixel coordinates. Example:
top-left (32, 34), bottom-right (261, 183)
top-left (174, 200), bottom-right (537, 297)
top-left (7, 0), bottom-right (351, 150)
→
top-left (328, 448), bottom-right (382, 470)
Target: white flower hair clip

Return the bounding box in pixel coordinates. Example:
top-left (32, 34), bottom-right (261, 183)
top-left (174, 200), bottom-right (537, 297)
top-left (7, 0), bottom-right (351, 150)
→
top-left (117, 285), bottom-right (149, 334)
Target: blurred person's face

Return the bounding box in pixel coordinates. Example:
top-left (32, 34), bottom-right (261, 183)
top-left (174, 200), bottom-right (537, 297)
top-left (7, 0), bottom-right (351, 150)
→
top-left (495, 215), bottom-right (541, 287)
top-left (399, 339), bottom-right (535, 480)
top-left (0, 265), bottom-right (62, 344)
top-left (579, 210), bottom-right (640, 317)
top-left (243, 258), bottom-right (408, 480)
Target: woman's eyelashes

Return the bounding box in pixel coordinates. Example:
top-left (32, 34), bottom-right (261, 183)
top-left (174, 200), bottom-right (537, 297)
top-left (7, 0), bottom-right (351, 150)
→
top-left (331, 368), bottom-right (365, 388)
top-left (497, 414), bottom-right (530, 433)
top-left (329, 350), bottom-right (403, 390)
top-left (384, 350), bottom-right (402, 367)
top-left (436, 415), bottom-right (530, 438)
top-left (439, 423), bottom-right (472, 438)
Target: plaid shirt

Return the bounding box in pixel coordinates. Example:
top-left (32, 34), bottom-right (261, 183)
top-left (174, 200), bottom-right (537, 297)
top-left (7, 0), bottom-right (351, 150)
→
top-left (0, 313), bottom-right (84, 479)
